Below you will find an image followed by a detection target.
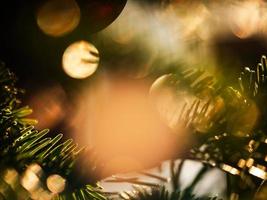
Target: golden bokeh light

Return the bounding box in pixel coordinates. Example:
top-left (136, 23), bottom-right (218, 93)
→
top-left (229, 0), bottom-right (262, 39)
top-left (21, 165), bottom-right (42, 193)
top-left (249, 166), bottom-right (267, 180)
top-left (19, 164), bottom-right (56, 200)
top-left (37, 0), bottom-right (80, 37)
top-left (62, 41), bottom-right (100, 79)
top-left (46, 174), bottom-right (66, 194)
top-left (3, 169), bottom-right (19, 189)
top-left (220, 164), bottom-right (240, 176)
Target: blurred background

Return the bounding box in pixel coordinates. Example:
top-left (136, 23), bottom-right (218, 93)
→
top-left (1, 0), bottom-right (267, 178)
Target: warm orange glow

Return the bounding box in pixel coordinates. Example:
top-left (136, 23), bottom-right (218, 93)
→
top-left (62, 41), bottom-right (100, 79)
top-left (70, 76), bottom-right (179, 175)
top-left (229, 1), bottom-right (262, 39)
top-left (37, 0), bottom-right (80, 37)
top-left (28, 85), bottom-right (67, 130)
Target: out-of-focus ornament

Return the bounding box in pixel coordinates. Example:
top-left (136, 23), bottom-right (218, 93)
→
top-left (136, 0), bottom-right (172, 6)
top-left (62, 40), bottom-right (99, 79)
top-left (37, 0), bottom-right (81, 37)
top-left (36, 0), bottom-right (127, 36)
top-left (150, 74), bottom-right (195, 130)
top-left (76, 0), bottom-right (127, 34)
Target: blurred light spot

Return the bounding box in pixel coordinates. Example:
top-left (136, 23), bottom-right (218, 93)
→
top-left (220, 164), bottom-right (240, 175)
top-left (249, 166), bottom-right (266, 179)
top-left (20, 165), bottom-right (55, 200)
top-left (37, 0), bottom-right (80, 37)
top-left (28, 164), bottom-right (43, 176)
top-left (237, 159), bottom-right (246, 169)
top-left (62, 41), bottom-right (100, 79)
top-left (246, 158), bottom-right (254, 168)
top-left (46, 174), bottom-right (66, 194)
top-left (229, 1), bottom-right (262, 39)
top-left (28, 85), bottom-right (66, 130)
top-left (21, 165), bottom-right (42, 192)
top-left (3, 169), bottom-right (19, 187)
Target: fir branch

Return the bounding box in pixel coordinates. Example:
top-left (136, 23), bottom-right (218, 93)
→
top-left (238, 55), bottom-right (267, 98)
top-left (170, 67), bottom-right (218, 99)
top-left (117, 186), bottom-right (219, 200)
top-left (150, 56), bottom-right (267, 200)
top-left (0, 62), bottom-right (106, 199)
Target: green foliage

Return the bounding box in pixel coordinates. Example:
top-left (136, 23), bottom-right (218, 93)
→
top-left (178, 57), bottom-right (267, 199)
top-left (0, 62), bottom-right (106, 199)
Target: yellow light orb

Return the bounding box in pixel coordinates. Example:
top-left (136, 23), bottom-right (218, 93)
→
top-left (37, 0), bottom-right (80, 37)
top-left (46, 174), bottom-right (66, 194)
top-left (21, 169), bottom-right (41, 192)
top-left (3, 169), bottom-right (19, 186)
top-left (62, 41), bottom-right (100, 79)
top-left (27, 163), bottom-right (43, 178)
